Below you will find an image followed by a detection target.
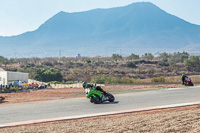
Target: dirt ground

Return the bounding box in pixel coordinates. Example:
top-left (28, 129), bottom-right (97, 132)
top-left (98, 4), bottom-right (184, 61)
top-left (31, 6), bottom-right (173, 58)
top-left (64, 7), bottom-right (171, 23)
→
top-left (0, 84), bottom-right (184, 104)
top-left (0, 84), bottom-right (199, 133)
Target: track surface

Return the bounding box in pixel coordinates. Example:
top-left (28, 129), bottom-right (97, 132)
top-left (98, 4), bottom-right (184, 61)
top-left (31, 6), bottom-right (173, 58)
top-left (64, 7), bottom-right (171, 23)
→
top-left (0, 86), bottom-right (200, 125)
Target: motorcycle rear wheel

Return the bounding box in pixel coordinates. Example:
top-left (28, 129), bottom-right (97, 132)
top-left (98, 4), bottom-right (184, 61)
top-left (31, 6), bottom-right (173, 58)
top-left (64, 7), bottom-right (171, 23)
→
top-left (90, 96), bottom-right (101, 104)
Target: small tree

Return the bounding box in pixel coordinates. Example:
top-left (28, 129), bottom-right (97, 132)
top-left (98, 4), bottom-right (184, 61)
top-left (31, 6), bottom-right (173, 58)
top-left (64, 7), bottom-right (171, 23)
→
top-left (143, 53), bottom-right (154, 60)
top-left (126, 62), bottom-right (136, 68)
top-left (33, 68), bottom-right (63, 82)
top-left (184, 56), bottom-right (200, 66)
top-left (128, 53), bottom-right (140, 60)
top-left (112, 54), bottom-right (122, 61)
top-left (173, 51), bottom-right (189, 62)
top-left (0, 56), bottom-right (9, 67)
top-left (159, 52), bottom-right (169, 61)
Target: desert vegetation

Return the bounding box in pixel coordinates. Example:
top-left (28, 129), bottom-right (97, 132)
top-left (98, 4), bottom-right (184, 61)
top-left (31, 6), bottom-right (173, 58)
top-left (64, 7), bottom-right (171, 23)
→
top-left (1, 52), bottom-right (200, 84)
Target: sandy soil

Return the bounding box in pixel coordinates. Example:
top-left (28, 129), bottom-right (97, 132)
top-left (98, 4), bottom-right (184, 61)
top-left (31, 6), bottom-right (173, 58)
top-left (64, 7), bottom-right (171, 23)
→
top-left (0, 105), bottom-right (199, 133)
top-left (0, 84), bottom-right (184, 105)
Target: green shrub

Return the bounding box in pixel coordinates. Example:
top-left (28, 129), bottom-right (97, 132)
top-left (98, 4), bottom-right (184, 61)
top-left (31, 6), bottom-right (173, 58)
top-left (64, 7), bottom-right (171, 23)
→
top-left (151, 76), bottom-right (165, 82)
top-left (165, 76), bottom-right (183, 83)
top-left (184, 56), bottom-right (200, 66)
top-left (90, 76), bottom-right (141, 84)
top-left (90, 75), bottom-right (108, 84)
top-left (65, 81), bottom-right (76, 84)
top-left (1, 87), bottom-right (6, 92)
top-left (48, 81), bottom-right (62, 84)
top-left (126, 62), bottom-right (136, 68)
top-left (120, 77), bottom-right (133, 83)
top-left (48, 81), bottom-right (79, 84)
top-left (128, 53), bottom-right (140, 60)
top-left (86, 60), bottom-right (92, 64)
top-left (10, 87), bottom-right (19, 92)
top-left (143, 53), bottom-right (154, 60)
top-left (112, 54), bottom-right (122, 61)
top-left (6, 67), bottom-right (18, 72)
top-left (169, 60), bottom-right (176, 66)
top-left (42, 62), bottom-right (53, 66)
top-left (90, 75), bottom-right (120, 84)
top-left (158, 60), bottom-right (169, 66)
top-left (33, 68), bottom-right (63, 82)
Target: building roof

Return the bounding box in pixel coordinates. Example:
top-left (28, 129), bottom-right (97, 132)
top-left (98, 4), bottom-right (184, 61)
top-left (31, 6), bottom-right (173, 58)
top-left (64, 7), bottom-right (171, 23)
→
top-left (7, 71), bottom-right (29, 74)
top-left (0, 70), bottom-right (29, 74)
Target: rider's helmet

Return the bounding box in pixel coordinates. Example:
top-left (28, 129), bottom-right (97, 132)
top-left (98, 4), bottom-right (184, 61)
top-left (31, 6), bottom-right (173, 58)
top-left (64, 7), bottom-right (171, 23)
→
top-left (182, 74), bottom-right (185, 77)
top-left (82, 82), bottom-right (87, 89)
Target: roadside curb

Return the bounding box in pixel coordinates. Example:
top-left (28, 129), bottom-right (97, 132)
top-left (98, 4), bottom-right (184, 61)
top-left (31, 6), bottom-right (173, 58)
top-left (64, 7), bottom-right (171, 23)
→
top-left (0, 101), bottom-right (200, 128)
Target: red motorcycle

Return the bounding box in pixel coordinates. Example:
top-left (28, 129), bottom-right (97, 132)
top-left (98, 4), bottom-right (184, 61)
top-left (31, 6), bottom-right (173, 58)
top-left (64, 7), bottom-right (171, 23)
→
top-left (184, 77), bottom-right (194, 86)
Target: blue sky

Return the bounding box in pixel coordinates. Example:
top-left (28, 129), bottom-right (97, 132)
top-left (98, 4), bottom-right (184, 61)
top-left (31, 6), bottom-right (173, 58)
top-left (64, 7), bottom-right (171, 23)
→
top-left (0, 0), bottom-right (200, 36)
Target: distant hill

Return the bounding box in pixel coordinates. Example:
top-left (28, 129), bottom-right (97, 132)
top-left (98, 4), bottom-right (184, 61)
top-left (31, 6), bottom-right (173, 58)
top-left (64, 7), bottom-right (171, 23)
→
top-left (0, 2), bottom-right (200, 57)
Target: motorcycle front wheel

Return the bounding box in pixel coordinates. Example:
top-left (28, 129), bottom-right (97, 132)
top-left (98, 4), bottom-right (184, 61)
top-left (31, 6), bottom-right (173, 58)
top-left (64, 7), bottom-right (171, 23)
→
top-left (189, 82), bottom-right (194, 86)
top-left (106, 93), bottom-right (115, 102)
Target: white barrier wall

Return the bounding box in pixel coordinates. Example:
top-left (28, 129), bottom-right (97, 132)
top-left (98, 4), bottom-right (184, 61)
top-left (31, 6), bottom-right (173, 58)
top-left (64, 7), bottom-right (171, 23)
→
top-left (28, 79), bottom-right (105, 88)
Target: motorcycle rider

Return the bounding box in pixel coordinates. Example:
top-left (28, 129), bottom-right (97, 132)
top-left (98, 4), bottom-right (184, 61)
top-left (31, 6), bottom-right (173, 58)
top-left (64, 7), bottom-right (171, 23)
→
top-left (82, 82), bottom-right (106, 94)
top-left (181, 74), bottom-right (187, 85)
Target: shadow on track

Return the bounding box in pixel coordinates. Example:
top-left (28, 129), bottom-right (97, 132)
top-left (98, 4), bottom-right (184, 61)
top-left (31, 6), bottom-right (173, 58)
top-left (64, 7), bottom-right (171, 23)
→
top-left (101, 101), bottom-right (119, 104)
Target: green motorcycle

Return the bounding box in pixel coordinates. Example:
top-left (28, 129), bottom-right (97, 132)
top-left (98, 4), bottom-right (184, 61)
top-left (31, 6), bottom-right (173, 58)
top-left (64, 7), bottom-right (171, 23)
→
top-left (83, 83), bottom-right (115, 104)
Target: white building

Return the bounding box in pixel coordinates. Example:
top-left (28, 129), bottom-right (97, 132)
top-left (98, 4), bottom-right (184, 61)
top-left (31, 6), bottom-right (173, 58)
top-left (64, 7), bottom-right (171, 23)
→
top-left (0, 71), bottom-right (29, 86)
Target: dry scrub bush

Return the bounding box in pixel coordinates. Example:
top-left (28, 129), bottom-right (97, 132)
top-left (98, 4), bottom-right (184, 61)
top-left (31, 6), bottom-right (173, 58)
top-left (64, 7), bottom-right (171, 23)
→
top-left (151, 76), bottom-right (165, 83)
top-left (69, 69), bottom-right (81, 74)
top-left (65, 74), bottom-right (76, 81)
top-left (96, 67), bottom-right (107, 74)
top-left (165, 77), bottom-right (180, 83)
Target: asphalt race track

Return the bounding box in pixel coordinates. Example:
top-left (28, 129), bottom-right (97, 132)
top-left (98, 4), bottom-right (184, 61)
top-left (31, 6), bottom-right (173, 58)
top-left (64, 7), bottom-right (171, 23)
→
top-left (0, 86), bottom-right (200, 127)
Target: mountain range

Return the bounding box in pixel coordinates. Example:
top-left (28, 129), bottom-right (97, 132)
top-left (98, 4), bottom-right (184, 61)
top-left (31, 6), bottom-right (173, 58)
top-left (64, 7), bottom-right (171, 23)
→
top-left (0, 2), bottom-right (200, 57)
